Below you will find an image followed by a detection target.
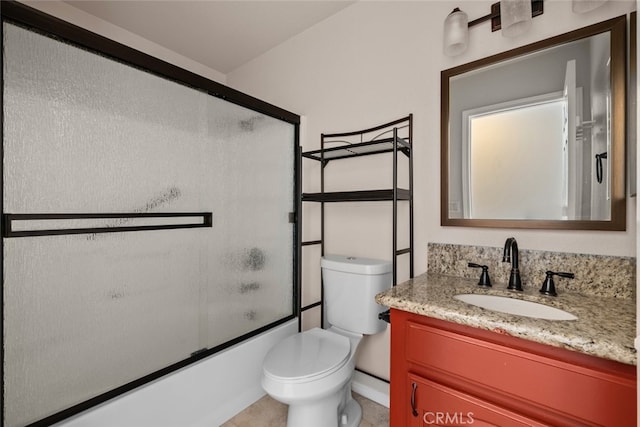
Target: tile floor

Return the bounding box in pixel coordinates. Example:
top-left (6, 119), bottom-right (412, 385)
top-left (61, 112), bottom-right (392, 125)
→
top-left (220, 392), bottom-right (389, 427)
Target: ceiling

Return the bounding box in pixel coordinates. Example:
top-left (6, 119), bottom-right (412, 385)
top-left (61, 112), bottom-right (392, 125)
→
top-left (64, 1), bottom-right (356, 74)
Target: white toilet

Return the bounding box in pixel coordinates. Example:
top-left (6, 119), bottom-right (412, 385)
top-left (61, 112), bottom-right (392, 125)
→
top-left (262, 255), bottom-right (391, 427)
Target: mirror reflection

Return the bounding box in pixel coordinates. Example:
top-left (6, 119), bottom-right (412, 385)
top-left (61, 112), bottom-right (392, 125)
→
top-left (442, 16), bottom-right (626, 230)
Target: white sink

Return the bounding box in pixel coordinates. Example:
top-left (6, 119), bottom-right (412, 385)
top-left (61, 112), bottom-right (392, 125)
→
top-left (454, 294), bottom-right (577, 321)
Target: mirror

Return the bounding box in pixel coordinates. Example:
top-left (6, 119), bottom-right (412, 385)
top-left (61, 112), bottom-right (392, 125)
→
top-left (441, 16), bottom-right (627, 230)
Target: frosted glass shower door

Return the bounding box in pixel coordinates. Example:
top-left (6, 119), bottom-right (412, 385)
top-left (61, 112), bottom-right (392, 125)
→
top-left (204, 99), bottom-right (295, 346)
top-left (205, 101), bottom-right (295, 345)
top-left (2, 22), bottom-right (295, 427)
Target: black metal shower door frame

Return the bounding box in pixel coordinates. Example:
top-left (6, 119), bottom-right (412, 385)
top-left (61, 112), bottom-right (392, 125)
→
top-left (0, 2), bottom-right (301, 426)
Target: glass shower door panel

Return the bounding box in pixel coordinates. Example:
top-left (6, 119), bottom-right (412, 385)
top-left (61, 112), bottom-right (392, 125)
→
top-left (3, 21), bottom-right (295, 427)
top-left (2, 23), bottom-right (211, 426)
top-left (205, 98), bottom-right (295, 347)
top-left (3, 233), bottom-right (204, 426)
top-left (2, 24), bottom-right (212, 215)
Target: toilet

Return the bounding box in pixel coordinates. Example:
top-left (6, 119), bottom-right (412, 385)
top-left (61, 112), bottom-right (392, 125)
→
top-left (262, 255), bottom-right (391, 427)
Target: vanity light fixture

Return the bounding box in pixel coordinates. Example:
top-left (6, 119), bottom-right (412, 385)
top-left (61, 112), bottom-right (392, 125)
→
top-left (443, 0), bottom-right (544, 56)
top-left (501, 0), bottom-right (533, 37)
top-left (443, 7), bottom-right (469, 56)
top-left (572, 0), bottom-right (607, 14)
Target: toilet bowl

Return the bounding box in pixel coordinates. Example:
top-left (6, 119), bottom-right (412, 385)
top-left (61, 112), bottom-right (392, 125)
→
top-left (262, 327), bottom-right (362, 427)
top-left (261, 255), bottom-right (391, 427)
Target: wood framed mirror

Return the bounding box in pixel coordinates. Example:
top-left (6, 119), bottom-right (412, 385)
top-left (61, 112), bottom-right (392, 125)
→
top-left (441, 15), bottom-right (627, 230)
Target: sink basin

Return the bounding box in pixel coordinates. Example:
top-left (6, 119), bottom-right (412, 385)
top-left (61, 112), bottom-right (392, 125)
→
top-left (454, 294), bottom-right (577, 321)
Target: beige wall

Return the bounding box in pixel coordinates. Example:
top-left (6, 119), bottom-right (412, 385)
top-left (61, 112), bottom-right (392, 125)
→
top-left (226, 0), bottom-right (637, 380)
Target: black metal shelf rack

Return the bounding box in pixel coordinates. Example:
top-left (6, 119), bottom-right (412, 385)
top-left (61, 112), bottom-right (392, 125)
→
top-left (301, 189), bottom-right (411, 203)
top-left (298, 115), bottom-right (414, 328)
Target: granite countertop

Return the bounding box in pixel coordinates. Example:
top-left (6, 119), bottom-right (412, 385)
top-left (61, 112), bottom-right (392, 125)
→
top-left (376, 272), bottom-right (637, 366)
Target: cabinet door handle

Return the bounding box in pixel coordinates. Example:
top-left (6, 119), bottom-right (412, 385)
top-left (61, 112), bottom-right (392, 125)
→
top-left (411, 382), bottom-right (419, 417)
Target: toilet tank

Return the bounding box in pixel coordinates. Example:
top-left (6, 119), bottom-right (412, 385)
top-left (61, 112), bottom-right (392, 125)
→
top-left (320, 255), bottom-right (392, 335)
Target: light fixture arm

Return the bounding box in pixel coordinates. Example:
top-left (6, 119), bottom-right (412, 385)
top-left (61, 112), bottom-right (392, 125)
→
top-left (443, 0), bottom-right (544, 56)
top-left (468, 5), bottom-right (499, 28)
top-left (468, 0), bottom-right (544, 32)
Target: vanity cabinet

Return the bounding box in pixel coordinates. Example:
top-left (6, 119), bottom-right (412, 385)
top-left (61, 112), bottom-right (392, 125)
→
top-left (390, 308), bottom-right (636, 426)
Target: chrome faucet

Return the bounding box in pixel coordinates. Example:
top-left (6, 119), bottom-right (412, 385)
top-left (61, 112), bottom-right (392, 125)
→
top-left (502, 237), bottom-right (523, 291)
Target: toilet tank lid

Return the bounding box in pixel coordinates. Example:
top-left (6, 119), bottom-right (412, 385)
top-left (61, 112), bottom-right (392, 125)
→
top-left (321, 255), bottom-right (392, 275)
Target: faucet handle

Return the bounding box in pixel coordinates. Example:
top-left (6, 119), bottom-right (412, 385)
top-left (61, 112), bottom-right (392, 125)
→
top-left (539, 270), bottom-right (574, 296)
top-left (468, 262), bottom-right (492, 287)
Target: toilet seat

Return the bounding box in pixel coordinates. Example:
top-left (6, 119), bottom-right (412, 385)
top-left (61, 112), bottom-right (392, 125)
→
top-left (263, 328), bottom-right (350, 383)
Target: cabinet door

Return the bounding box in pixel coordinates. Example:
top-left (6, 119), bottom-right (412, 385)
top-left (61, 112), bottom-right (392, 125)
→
top-left (408, 375), bottom-right (548, 427)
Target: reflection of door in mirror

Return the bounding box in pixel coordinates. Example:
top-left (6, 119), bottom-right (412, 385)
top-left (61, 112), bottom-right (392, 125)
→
top-left (461, 59), bottom-right (608, 222)
top-left (588, 32), bottom-right (612, 221)
top-left (564, 59), bottom-right (578, 221)
top-left (463, 93), bottom-right (565, 220)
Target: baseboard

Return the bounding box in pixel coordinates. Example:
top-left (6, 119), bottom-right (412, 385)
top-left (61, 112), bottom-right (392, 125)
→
top-left (351, 371), bottom-right (390, 408)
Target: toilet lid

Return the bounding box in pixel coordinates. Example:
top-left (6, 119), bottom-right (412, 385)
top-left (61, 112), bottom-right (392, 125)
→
top-left (263, 328), bottom-right (350, 382)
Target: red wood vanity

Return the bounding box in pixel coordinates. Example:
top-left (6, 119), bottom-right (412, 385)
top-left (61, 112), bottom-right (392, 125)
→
top-left (390, 309), bottom-right (637, 426)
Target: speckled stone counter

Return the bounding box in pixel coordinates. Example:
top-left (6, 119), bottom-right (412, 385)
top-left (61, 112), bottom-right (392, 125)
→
top-left (376, 272), bottom-right (637, 366)
top-left (427, 243), bottom-right (635, 299)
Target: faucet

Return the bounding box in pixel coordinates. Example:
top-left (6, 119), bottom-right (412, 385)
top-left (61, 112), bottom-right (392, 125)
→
top-left (502, 237), bottom-right (523, 291)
